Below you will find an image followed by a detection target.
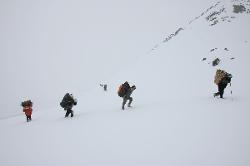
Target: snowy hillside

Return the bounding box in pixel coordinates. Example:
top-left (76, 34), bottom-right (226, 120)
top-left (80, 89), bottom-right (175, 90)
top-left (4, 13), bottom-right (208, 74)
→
top-left (1, 0), bottom-right (250, 166)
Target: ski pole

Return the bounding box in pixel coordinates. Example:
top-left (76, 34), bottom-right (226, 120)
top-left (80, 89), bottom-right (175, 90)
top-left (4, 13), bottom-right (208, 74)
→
top-left (230, 83), bottom-right (232, 94)
top-left (230, 83), bottom-right (233, 101)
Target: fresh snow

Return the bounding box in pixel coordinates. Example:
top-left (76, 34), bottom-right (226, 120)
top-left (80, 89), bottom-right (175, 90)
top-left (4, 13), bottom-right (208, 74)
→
top-left (0, 0), bottom-right (250, 166)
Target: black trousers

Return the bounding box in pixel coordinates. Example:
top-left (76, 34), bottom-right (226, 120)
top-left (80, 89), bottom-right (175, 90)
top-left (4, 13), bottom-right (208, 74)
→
top-left (26, 115), bottom-right (32, 122)
top-left (215, 83), bottom-right (227, 98)
top-left (65, 109), bottom-right (74, 117)
top-left (122, 96), bottom-right (133, 109)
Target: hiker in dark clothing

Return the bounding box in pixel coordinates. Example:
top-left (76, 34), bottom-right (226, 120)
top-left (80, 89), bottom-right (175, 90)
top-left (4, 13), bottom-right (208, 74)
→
top-left (60, 93), bottom-right (77, 117)
top-left (121, 82), bottom-right (136, 110)
top-left (214, 75), bottom-right (232, 98)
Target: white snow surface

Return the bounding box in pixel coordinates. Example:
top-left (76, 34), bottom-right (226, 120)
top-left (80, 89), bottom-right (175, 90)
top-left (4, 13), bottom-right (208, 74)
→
top-left (1, 0), bottom-right (250, 166)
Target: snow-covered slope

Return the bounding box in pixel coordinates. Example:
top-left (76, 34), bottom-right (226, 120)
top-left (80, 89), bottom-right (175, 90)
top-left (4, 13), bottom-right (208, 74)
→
top-left (1, 0), bottom-right (250, 166)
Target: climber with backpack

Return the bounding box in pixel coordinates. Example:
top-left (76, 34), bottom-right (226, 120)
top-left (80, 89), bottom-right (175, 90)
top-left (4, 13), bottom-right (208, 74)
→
top-left (118, 81), bottom-right (136, 110)
top-left (60, 93), bottom-right (77, 117)
top-left (21, 100), bottom-right (33, 122)
top-left (214, 69), bottom-right (232, 98)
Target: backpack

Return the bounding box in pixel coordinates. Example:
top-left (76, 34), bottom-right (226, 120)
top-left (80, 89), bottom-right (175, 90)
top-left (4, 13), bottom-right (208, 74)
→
top-left (214, 69), bottom-right (231, 85)
top-left (60, 93), bottom-right (75, 108)
top-left (60, 100), bottom-right (67, 108)
top-left (21, 100), bottom-right (33, 107)
top-left (118, 84), bottom-right (126, 97)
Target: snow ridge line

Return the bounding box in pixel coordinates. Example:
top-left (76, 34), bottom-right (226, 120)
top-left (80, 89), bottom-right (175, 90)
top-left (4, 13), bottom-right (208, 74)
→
top-left (148, 1), bottom-right (222, 53)
top-left (148, 0), bottom-right (250, 53)
top-left (188, 1), bottom-right (221, 25)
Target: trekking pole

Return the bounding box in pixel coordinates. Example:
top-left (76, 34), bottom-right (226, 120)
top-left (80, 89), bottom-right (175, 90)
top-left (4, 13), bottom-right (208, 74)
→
top-left (230, 83), bottom-right (232, 94)
top-left (230, 83), bottom-right (233, 101)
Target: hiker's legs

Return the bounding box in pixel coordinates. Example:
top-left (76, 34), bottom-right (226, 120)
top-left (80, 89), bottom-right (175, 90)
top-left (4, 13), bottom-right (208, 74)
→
top-left (219, 89), bottom-right (224, 98)
top-left (218, 85), bottom-right (225, 98)
top-left (122, 98), bottom-right (127, 110)
top-left (214, 85), bottom-right (223, 98)
top-left (214, 86), bottom-right (220, 97)
top-left (26, 115), bottom-right (31, 122)
top-left (214, 92), bottom-right (220, 97)
top-left (128, 97), bottom-right (133, 107)
top-left (65, 110), bottom-right (71, 117)
top-left (70, 110), bottom-right (74, 117)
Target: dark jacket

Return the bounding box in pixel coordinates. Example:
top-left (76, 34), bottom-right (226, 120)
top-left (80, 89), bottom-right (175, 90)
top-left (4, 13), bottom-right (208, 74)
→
top-left (219, 76), bottom-right (231, 88)
top-left (124, 85), bottom-right (136, 99)
top-left (61, 93), bottom-right (77, 110)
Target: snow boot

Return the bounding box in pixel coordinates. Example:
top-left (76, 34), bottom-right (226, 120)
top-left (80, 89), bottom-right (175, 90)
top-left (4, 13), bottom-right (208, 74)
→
top-left (214, 92), bottom-right (219, 97)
